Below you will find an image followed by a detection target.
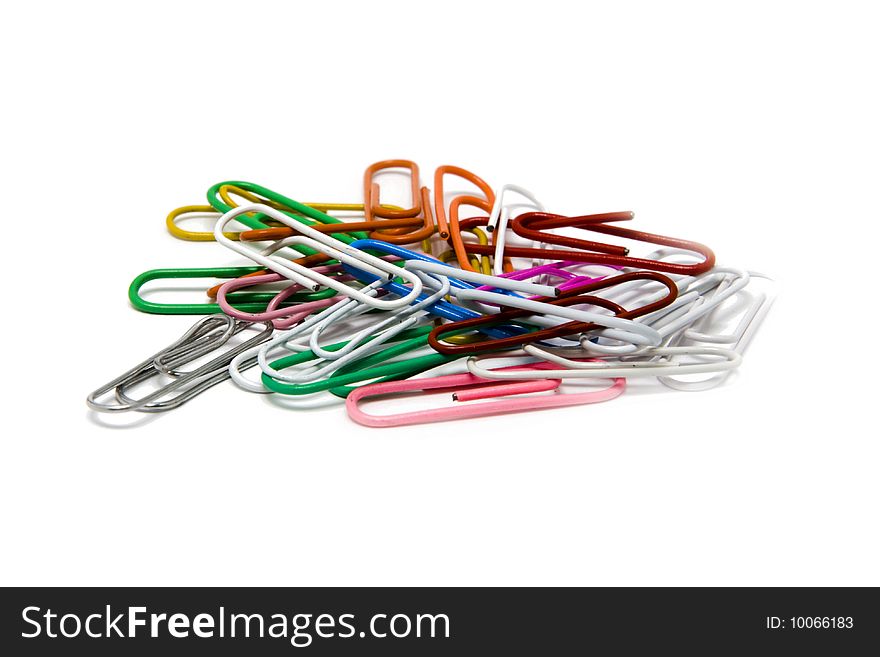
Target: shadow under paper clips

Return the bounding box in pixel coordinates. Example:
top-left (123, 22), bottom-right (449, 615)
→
top-left (617, 374), bottom-right (739, 398)
top-left (263, 390), bottom-right (345, 411)
top-left (85, 409), bottom-right (164, 430)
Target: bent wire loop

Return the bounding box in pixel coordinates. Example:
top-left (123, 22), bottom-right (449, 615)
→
top-left (445, 195), bottom-right (499, 273)
top-left (166, 196), bottom-right (381, 243)
top-left (211, 257), bottom-right (403, 326)
top-left (237, 188), bottom-right (434, 245)
top-left (433, 164), bottom-right (495, 240)
top-left (214, 203), bottom-right (425, 308)
top-left (87, 315), bottom-right (273, 413)
top-left (346, 361), bottom-right (626, 427)
top-left (466, 346), bottom-right (742, 381)
top-left (232, 161), bottom-right (433, 245)
top-left (186, 176), bottom-right (417, 289)
top-left (244, 252), bottom-right (569, 394)
top-left (362, 160), bottom-right (436, 245)
top-left (452, 210), bottom-right (715, 275)
top-left (129, 267), bottom-right (335, 315)
top-left (255, 325), bottom-right (457, 397)
top-left (92, 159), bottom-right (773, 419)
top-left (425, 271), bottom-right (679, 355)
top-left (657, 272), bottom-right (775, 391)
top-left (484, 183), bottom-right (546, 275)
top-left (577, 266), bottom-right (751, 356)
top-left (255, 276), bottom-right (453, 386)
top-left (336, 240), bottom-right (539, 337)
top-left (215, 272), bottom-right (344, 329)
top-left (364, 159), bottom-right (422, 219)
top-left (205, 181), bottom-right (368, 259)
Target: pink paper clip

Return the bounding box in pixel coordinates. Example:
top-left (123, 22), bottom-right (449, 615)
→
top-left (216, 255), bottom-right (402, 328)
top-left (216, 272), bottom-right (343, 329)
top-left (346, 361), bottom-right (625, 427)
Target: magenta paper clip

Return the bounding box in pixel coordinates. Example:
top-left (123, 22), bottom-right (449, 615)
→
top-left (474, 260), bottom-right (621, 299)
top-left (346, 361), bottom-right (625, 427)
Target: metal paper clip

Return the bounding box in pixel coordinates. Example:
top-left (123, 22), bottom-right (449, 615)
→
top-left (87, 315), bottom-right (273, 413)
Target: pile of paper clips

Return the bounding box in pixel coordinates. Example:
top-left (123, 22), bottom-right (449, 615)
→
top-left (87, 160), bottom-right (773, 426)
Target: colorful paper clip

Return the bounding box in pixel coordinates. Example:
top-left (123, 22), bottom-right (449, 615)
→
top-left (87, 158), bottom-right (772, 425)
top-left (346, 361), bottom-right (625, 427)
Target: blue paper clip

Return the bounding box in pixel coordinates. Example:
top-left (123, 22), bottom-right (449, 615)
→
top-left (343, 240), bottom-right (527, 339)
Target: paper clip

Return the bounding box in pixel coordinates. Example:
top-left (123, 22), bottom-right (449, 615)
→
top-left (364, 159), bottom-right (422, 219)
top-left (214, 203), bottom-right (425, 309)
top-left (254, 325), bottom-right (457, 397)
top-left (433, 165), bottom-right (495, 241)
top-left (206, 180), bottom-right (368, 256)
top-left (451, 210), bottom-right (715, 276)
top-left (424, 271), bottom-right (679, 355)
top-left (577, 267), bottom-right (751, 356)
top-left (166, 189), bottom-right (381, 242)
top-left (346, 361), bottom-right (625, 427)
top-left (87, 315), bottom-right (273, 413)
top-left (128, 266), bottom-right (335, 315)
top-left (238, 162), bottom-right (435, 245)
top-left (446, 195), bottom-right (496, 273)
top-left (235, 191), bottom-right (434, 244)
top-left (485, 183), bottom-right (545, 275)
top-left (255, 277), bottom-right (452, 386)
top-left (215, 272), bottom-right (346, 328)
top-left (657, 273), bottom-right (774, 391)
top-left (513, 211), bottom-right (715, 275)
top-left (468, 346), bottom-right (742, 381)
top-left (128, 267), bottom-right (334, 315)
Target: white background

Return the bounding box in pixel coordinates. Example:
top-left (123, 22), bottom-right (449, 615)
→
top-left (2, 1), bottom-right (878, 586)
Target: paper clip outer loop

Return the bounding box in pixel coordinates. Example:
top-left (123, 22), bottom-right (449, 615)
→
top-left (206, 180), bottom-right (369, 250)
top-left (128, 267), bottom-right (335, 315)
top-left (261, 326), bottom-right (456, 397)
top-left (345, 361), bottom-right (625, 427)
top-left (364, 159), bottom-right (422, 220)
top-left (433, 165), bottom-right (495, 240)
top-left (452, 211), bottom-right (716, 276)
top-left (427, 271), bottom-right (679, 355)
